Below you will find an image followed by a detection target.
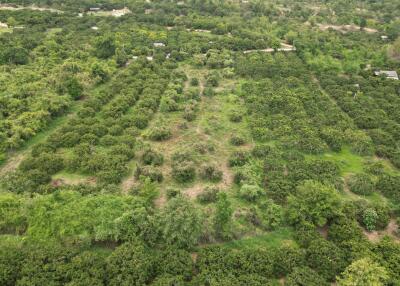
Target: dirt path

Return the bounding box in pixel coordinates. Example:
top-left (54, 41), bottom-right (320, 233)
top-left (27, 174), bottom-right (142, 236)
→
top-left (364, 218), bottom-right (399, 243)
top-left (121, 176), bottom-right (136, 194)
top-left (0, 151), bottom-right (27, 177)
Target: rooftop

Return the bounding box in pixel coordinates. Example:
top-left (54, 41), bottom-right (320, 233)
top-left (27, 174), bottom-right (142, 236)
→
top-left (374, 70), bottom-right (399, 80)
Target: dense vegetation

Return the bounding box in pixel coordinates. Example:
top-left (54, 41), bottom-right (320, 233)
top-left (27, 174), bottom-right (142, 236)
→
top-left (0, 0), bottom-right (399, 285)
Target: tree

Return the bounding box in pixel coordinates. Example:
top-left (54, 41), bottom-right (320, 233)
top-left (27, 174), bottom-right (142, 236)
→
top-left (287, 180), bottom-right (341, 227)
top-left (213, 192), bottom-right (233, 240)
top-left (158, 197), bottom-right (203, 249)
top-left (286, 267), bottom-right (329, 286)
top-left (106, 242), bottom-right (156, 286)
top-left (337, 258), bottom-right (388, 286)
top-left (306, 239), bottom-right (346, 281)
top-left (95, 35), bottom-right (116, 59)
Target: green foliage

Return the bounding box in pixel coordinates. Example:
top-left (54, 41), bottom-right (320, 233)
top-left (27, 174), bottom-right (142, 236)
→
top-left (337, 258), bottom-right (389, 286)
top-left (347, 173), bottom-right (375, 196)
top-left (158, 196), bottom-right (203, 249)
top-left (107, 242), bottom-right (155, 286)
top-left (306, 239), bottom-right (346, 281)
top-left (239, 184), bottom-right (264, 202)
top-left (213, 192), bottom-right (233, 240)
top-left (286, 267), bottom-right (329, 286)
top-left (199, 164), bottom-right (223, 182)
top-left (95, 34), bottom-right (116, 59)
top-left (287, 181), bottom-right (341, 227)
top-left (362, 208), bottom-right (378, 232)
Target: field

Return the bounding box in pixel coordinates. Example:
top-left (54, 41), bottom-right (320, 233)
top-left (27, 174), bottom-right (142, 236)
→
top-left (0, 0), bottom-right (400, 285)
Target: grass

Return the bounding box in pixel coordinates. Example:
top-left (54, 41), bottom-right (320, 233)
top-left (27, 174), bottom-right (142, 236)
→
top-left (307, 146), bottom-right (365, 175)
top-left (0, 27), bottom-right (12, 34)
top-left (219, 227), bottom-right (295, 250)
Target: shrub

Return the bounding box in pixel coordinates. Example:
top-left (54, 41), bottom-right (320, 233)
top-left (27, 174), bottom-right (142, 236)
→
top-left (286, 267), bottom-right (329, 286)
top-left (142, 149), bottom-right (164, 166)
top-left (158, 197), bottom-right (203, 249)
top-left (190, 77), bottom-right (199, 86)
top-left (306, 239), bottom-right (346, 281)
top-left (273, 245), bottom-right (306, 277)
top-left (229, 151), bottom-right (250, 167)
top-left (199, 164), bottom-right (223, 182)
top-left (230, 135), bottom-right (246, 146)
top-left (362, 208), bottom-right (378, 232)
top-left (229, 111), bottom-right (243, 123)
top-left (144, 125), bottom-right (172, 141)
top-left (135, 166), bottom-right (163, 183)
top-left (183, 108), bottom-right (196, 122)
top-left (203, 87), bottom-right (215, 97)
top-left (197, 186), bottom-right (220, 204)
top-left (376, 174), bottom-right (400, 203)
top-left (347, 173), bottom-right (375, 196)
top-left (107, 242), bottom-right (156, 286)
top-left (239, 184), bottom-right (264, 202)
top-left (166, 188), bottom-right (181, 199)
top-left (172, 161), bottom-right (196, 183)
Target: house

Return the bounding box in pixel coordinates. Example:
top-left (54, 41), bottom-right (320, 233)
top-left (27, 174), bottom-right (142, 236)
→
top-left (374, 70), bottom-right (399, 80)
top-left (91, 26), bottom-right (99, 30)
top-left (89, 7), bottom-right (101, 11)
top-left (381, 35), bottom-right (388, 40)
top-left (0, 22), bottom-right (8, 28)
top-left (153, 42), bottom-right (165, 47)
top-left (146, 56), bottom-right (154, 61)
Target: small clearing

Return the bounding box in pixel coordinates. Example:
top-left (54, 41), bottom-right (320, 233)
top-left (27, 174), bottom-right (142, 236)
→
top-left (87, 7), bottom-right (131, 17)
top-left (364, 218), bottom-right (399, 243)
top-left (0, 4), bottom-right (62, 13)
top-left (243, 43), bottom-right (296, 54)
top-left (318, 23), bottom-right (378, 34)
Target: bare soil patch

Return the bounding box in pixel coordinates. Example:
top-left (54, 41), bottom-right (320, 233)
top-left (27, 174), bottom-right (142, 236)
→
top-left (318, 23), bottom-right (377, 34)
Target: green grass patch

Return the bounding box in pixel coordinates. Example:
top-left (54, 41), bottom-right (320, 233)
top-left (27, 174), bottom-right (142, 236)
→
top-left (308, 147), bottom-right (365, 175)
top-left (220, 227), bottom-right (295, 250)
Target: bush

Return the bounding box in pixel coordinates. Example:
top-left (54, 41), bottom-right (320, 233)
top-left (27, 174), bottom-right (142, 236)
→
top-left (273, 245), bottom-right (306, 277)
top-left (107, 242), bottom-right (156, 286)
top-left (347, 173), bottom-right (375, 196)
top-left (230, 135), bottom-right (246, 146)
top-left (190, 77), bottom-right (199, 86)
top-left (239, 184), bottom-right (264, 202)
top-left (376, 174), bottom-right (400, 203)
top-left (172, 161), bottom-right (196, 183)
top-left (229, 111), bottom-right (243, 123)
top-left (199, 164), bottom-right (223, 182)
top-left (166, 188), bottom-right (181, 199)
top-left (306, 239), bottom-right (346, 281)
top-left (144, 125), bottom-right (172, 141)
top-left (135, 166), bottom-right (163, 183)
top-left (362, 208), bottom-right (378, 232)
top-left (229, 151), bottom-right (250, 167)
top-left (197, 186), bottom-right (220, 204)
top-left (142, 149), bottom-right (164, 166)
top-left (286, 267), bottom-right (329, 286)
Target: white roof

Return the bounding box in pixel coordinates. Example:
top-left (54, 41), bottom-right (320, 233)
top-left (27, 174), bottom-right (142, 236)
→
top-left (153, 42), bottom-right (165, 47)
top-left (374, 70), bottom-right (399, 80)
top-left (91, 26), bottom-right (99, 30)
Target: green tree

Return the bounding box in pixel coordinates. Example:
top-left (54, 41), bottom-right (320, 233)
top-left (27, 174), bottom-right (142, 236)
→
top-left (213, 192), bottom-right (233, 240)
top-left (95, 35), bottom-right (116, 59)
top-left (337, 258), bottom-right (388, 286)
top-left (158, 196), bottom-right (203, 249)
top-left (106, 242), bottom-right (155, 286)
top-left (287, 180), bottom-right (341, 227)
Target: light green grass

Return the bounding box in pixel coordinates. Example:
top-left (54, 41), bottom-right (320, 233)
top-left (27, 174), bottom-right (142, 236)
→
top-left (220, 227), bottom-right (295, 250)
top-left (307, 146), bottom-right (365, 175)
top-left (0, 27), bottom-right (12, 34)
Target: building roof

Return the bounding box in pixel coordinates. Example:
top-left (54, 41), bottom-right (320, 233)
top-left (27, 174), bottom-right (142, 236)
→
top-left (153, 42), bottom-right (165, 47)
top-left (374, 70), bottom-right (399, 80)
